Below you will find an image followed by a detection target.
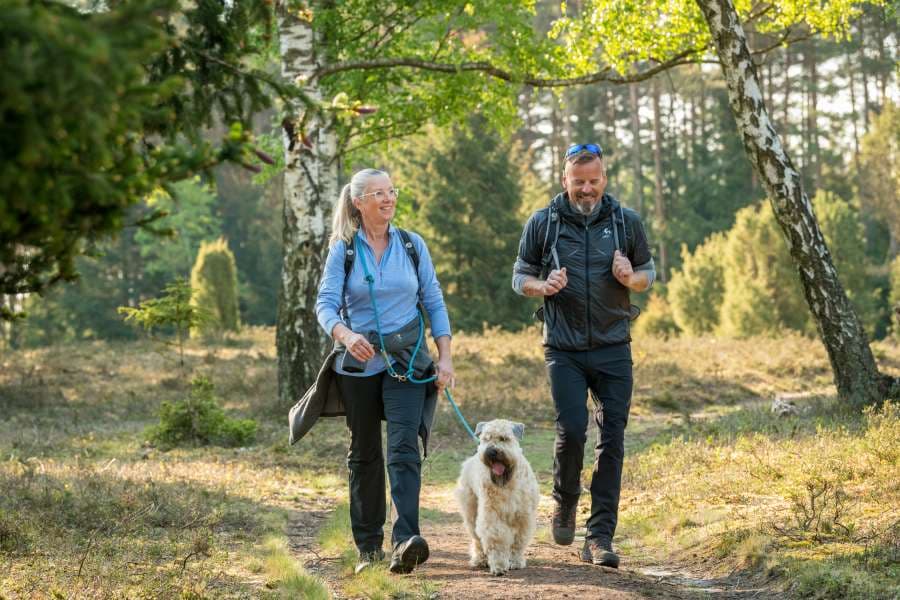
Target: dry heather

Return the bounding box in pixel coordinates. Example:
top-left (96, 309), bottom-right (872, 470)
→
top-left (0, 327), bottom-right (897, 598)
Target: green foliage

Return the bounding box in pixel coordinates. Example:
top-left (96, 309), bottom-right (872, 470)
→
top-left (146, 376), bottom-right (256, 448)
top-left (890, 255), bottom-right (900, 338)
top-left (718, 202), bottom-right (811, 337)
top-left (632, 290), bottom-right (681, 339)
top-left (190, 239), bottom-right (241, 337)
top-left (119, 278), bottom-right (212, 367)
top-left (0, 0), bottom-right (278, 300)
top-left (136, 179), bottom-right (224, 281)
top-left (859, 102), bottom-right (900, 248)
top-left (813, 191), bottom-right (883, 336)
top-left (668, 232), bottom-right (727, 335)
top-left (387, 117), bottom-right (535, 331)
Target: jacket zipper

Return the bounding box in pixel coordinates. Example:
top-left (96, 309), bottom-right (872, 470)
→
top-left (584, 216), bottom-right (592, 347)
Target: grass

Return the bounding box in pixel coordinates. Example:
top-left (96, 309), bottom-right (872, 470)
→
top-left (0, 326), bottom-right (898, 598)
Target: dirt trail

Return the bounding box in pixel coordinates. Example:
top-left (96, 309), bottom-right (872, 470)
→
top-left (287, 488), bottom-right (774, 600)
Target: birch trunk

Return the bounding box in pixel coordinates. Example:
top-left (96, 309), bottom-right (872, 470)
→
top-left (695, 0), bottom-right (894, 406)
top-left (276, 6), bottom-right (339, 403)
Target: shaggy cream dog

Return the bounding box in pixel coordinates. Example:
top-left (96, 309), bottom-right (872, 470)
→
top-left (454, 419), bottom-right (540, 576)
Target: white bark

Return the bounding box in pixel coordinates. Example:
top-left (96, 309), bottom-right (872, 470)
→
top-left (277, 6), bottom-right (339, 401)
top-left (695, 0), bottom-right (889, 405)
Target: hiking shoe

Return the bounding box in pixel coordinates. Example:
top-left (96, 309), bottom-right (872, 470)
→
top-left (354, 549), bottom-right (385, 574)
top-left (580, 538), bottom-right (619, 568)
top-left (389, 535), bottom-right (429, 574)
top-left (550, 499), bottom-right (578, 545)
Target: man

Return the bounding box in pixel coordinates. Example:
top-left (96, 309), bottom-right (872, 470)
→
top-left (512, 143), bottom-right (655, 568)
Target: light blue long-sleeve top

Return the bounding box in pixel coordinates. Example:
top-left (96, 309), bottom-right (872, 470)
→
top-left (316, 225), bottom-right (452, 377)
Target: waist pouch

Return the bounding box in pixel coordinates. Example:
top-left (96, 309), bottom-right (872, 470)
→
top-left (368, 314), bottom-right (436, 380)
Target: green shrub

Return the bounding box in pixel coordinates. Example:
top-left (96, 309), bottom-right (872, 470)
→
top-left (190, 238), bottom-right (240, 338)
top-left (718, 202), bottom-right (810, 337)
top-left (632, 289), bottom-right (680, 339)
top-left (146, 376), bottom-right (256, 448)
top-left (668, 232), bottom-right (726, 335)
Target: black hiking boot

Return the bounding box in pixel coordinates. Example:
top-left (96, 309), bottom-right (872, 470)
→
top-left (550, 499), bottom-right (578, 545)
top-left (580, 538), bottom-right (620, 568)
top-left (389, 535), bottom-right (429, 574)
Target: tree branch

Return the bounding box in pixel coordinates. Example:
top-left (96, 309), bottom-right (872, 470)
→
top-left (312, 49), bottom-right (702, 87)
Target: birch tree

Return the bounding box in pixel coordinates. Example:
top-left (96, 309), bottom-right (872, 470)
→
top-left (694, 0), bottom-right (895, 405)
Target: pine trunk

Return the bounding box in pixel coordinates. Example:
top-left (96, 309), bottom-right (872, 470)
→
top-left (276, 8), bottom-right (339, 404)
top-left (651, 78), bottom-right (667, 282)
top-left (695, 0), bottom-right (895, 407)
top-left (629, 82), bottom-right (643, 215)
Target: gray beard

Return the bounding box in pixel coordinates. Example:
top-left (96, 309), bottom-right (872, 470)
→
top-left (573, 196), bottom-right (599, 215)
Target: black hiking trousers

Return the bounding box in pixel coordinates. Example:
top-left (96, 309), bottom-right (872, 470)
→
top-left (545, 343), bottom-right (633, 543)
top-left (337, 372), bottom-right (425, 555)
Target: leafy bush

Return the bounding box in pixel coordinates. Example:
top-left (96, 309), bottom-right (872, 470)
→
top-left (190, 238), bottom-right (241, 338)
top-left (668, 232), bottom-right (727, 335)
top-left (146, 376), bottom-right (256, 448)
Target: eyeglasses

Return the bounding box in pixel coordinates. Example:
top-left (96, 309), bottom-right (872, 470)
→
top-left (358, 188), bottom-right (400, 201)
top-left (565, 143), bottom-right (603, 160)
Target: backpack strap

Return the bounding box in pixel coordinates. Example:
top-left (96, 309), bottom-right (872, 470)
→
top-left (540, 198), bottom-right (562, 277)
top-left (341, 242), bottom-right (356, 325)
top-left (396, 228), bottom-right (427, 314)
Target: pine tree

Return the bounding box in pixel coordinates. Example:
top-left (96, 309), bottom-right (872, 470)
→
top-left (390, 117), bottom-right (535, 331)
top-left (668, 232), bottom-right (727, 336)
top-left (190, 239), bottom-right (241, 337)
top-left (718, 202), bottom-right (810, 337)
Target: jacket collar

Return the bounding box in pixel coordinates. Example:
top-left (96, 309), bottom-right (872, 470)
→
top-left (553, 192), bottom-right (620, 225)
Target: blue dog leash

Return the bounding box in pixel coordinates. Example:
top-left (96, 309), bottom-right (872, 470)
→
top-left (354, 234), bottom-right (479, 443)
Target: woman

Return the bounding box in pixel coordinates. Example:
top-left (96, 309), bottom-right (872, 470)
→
top-left (315, 168), bottom-right (454, 575)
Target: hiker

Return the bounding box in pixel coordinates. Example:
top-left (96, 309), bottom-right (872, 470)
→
top-left (511, 143), bottom-right (655, 568)
top-left (313, 168), bottom-right (454, 574)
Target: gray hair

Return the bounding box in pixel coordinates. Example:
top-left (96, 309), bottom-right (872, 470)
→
top-left (330, 168), bottom-right (389, 245)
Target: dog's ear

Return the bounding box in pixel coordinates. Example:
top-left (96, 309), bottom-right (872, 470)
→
top-left (474, 422), bottom-right (486, 439)
top-left (512, 422), bottom-right (525, 441)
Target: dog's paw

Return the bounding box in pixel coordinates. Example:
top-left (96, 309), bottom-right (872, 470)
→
top-left (489, 567), bottom-right (507, 576)
top-left (469, 555), bottom-right (488, 569)
top-left (509, 556), bottom-right (526, 570)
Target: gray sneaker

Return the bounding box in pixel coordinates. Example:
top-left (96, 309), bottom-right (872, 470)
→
top-left (354, 549), bottom-right (385, 574)
top-left (580, 538), bottom-right (619, 568)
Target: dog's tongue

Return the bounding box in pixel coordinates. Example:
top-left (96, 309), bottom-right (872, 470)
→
top-left (491, 462), bottom-right (506, 476)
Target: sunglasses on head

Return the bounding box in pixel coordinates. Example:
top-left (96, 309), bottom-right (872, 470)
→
top-left (565, 143), bottom-right (603, 160)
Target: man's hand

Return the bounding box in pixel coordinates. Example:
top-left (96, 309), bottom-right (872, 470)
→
top-left (542, 267), bottom-right (567, 296)
top-left (612, 251), bottom-right (634, 287)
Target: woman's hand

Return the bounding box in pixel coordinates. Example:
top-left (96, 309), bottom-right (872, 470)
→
top-left (435, 356), bottom-right (455, 392)
top-left (333, 324), bottom-right (375, 361)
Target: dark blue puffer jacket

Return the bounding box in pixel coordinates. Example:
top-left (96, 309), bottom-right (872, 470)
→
top-left (513, 192), bottom-right (654, 350)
